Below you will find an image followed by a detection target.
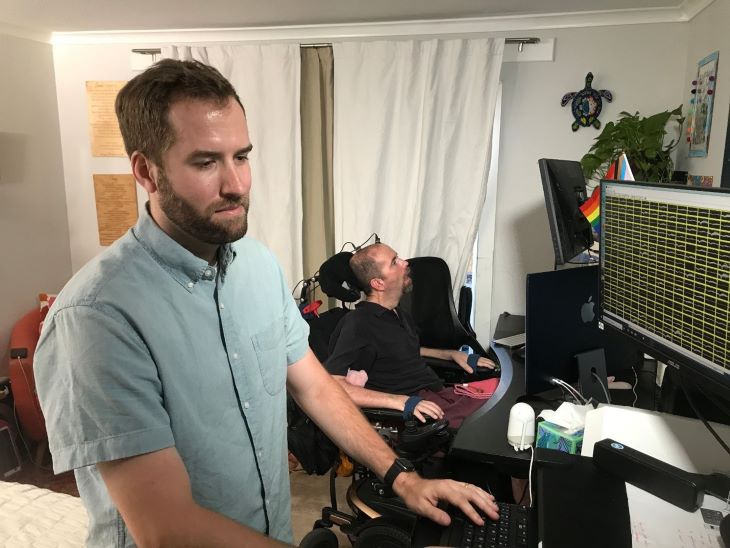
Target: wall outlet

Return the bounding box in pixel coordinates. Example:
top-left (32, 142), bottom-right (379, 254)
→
top-left (10, 348), bottom-right (28, 359)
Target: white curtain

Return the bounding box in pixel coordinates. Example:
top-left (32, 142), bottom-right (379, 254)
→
top-left (163, 45), bottom-right (302, 288)
top-left (332, 38), bottom-right (504, 295)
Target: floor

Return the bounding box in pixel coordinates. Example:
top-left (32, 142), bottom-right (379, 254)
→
top-left (8, 450), bottom-right (353, 546)
top-left (289, 468), bottom-right (353, 546)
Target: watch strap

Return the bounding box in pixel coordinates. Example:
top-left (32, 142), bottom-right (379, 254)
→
top-left (384, 458), bottom-right (413, 488)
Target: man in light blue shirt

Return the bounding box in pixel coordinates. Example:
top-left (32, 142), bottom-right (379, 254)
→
top-left (35, 59), bottom-right (498, 547)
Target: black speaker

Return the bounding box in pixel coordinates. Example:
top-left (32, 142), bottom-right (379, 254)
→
top-left (593, 438), bottom-right (704, 511)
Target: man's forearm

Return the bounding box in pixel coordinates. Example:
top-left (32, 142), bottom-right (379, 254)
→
top-left (97, 449), bottom-right (291, 548)
top-left (333, 376), bottom-right (407, 411)
top-left (291, 371), bottom-right (398, 480)
top-left (145, 504), bottom-right (292, 548)
top-left (420, 347), bottom-right (457, 361)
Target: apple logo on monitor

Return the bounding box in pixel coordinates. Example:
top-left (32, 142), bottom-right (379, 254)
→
top-left (581, 296), bottom-right (596, 323)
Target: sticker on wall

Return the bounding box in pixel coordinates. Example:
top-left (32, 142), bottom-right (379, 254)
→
top-left (561, 72), bottom-right (613, 131)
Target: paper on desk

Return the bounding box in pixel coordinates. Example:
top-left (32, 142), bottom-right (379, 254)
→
top-left (537, 402), bottom-right (591, 434)
top-left (627, 484), bottom-right (726, 547)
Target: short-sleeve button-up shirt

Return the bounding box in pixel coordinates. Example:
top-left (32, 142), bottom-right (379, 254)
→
top-left (35, 209), bottom-right (309, 547)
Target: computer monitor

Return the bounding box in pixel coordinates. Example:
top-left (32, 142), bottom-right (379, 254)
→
top-left (525, 265), bottom-right (643, 395)
top-left (599, 180), bottom-right (730, 420)
top-left (538, 158), bottom-right (594, 266)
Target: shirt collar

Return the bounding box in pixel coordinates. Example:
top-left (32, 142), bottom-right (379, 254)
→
top-left (355, 300), bottom-right (398, 318)
top-left (131, 206), bottom-right (237, 292)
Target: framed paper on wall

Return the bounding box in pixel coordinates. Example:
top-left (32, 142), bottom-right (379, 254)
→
top-left (688, 51), bottom-right (719, 158)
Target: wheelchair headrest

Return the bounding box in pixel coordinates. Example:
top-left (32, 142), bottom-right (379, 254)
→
top-left (318, 251), bottom-right (362, 303)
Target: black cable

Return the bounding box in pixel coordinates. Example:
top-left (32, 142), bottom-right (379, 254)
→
top-left (339, 233), bottom-right (381, 253)
top-left (692, 382), bottom-right (730, 421)
top-left (291, 278), bottom-right (306, 298)
top-left (591, 371), bottom-right (611, 404)
top-left (679, 377), bottom-right (730, 457)
top-left (357, 233), bottom-right (380, 249)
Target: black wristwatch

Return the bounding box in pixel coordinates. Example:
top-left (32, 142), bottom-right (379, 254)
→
top-left (384, 457), bottom-right (415, 488)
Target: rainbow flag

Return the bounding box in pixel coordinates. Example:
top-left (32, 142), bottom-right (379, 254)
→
top-left (580, 185), bottom-right (602, 235)
top-left (580, 153), bottom-right (634, 235)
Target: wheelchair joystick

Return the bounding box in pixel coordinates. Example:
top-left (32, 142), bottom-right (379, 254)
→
top-left (398, 418), bottom-right (450, 455)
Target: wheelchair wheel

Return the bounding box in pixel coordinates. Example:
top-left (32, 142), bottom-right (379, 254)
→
top-left (353, 522), bottom-right (411, 548)
top-left (299, 527), bottom-right (339, 548)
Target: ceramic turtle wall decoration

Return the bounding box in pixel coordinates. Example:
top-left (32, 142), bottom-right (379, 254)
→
top-left (561, 72), bottom-right (613, 131)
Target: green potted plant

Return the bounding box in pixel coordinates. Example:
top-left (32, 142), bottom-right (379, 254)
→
top-left (581, 106), bottom-right (684, 183)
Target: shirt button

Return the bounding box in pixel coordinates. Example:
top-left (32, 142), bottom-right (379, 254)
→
top-left (244, 401), bottom-right (250, 409)
top-left (219, 303), bottom-right (225, 310)
top-left (187, 282), bottom-right (194, 288)
top-left (265, 498), bottom-right (270, 505)
top-left (232, 353), bottom-right (239, 359)
top-left (257, 450), bottom-right (262, 458)
top-left (205, 269), bottom-right (212, 277)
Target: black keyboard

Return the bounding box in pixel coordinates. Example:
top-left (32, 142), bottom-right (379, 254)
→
top-left (438, 502), bottom-right (534, 548)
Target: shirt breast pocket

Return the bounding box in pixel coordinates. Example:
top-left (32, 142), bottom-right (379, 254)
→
top-left (251, 319), bottom-right (288, 396)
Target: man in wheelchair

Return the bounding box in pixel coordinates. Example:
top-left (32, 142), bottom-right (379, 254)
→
top-left (326, 242), bottom-right (497, 429)
top-left (294, 243), bottom-right (509, 547)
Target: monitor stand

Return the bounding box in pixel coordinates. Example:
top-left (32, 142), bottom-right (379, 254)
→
top-left (576, 348), bottom-right (610, 404)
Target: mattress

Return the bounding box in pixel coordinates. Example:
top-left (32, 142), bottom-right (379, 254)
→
top-left (0, 481), bottom-right (88, 547)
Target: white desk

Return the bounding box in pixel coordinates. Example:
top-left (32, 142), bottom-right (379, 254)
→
top-left (581, 405), bottom-right (729, 547)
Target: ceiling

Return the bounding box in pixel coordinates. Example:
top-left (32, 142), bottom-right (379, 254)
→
top-left (0, 0), bottom-right (701, 35)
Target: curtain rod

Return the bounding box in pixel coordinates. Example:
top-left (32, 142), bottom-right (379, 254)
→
top-left (132, 38), bottom-right (539, 56)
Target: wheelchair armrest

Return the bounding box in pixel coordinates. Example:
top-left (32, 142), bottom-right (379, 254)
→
top-left (362, 407), bottom-right (405, 422)
top-left (424, 356), bottom-right (500, 385)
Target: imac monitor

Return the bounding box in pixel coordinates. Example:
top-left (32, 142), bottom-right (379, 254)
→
top-left (525, 265), bottom-right (643, 395)
top-left (538, 159), bottom-right (594, 266)
top-left (599, 180), bottom-right (730, 415)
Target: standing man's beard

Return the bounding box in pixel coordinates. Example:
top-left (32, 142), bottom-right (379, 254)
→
top-left (156, 169), bottom-right (249, 244)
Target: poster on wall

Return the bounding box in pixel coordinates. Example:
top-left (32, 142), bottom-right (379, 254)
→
top-left (688, 51), bottom-right (719, 158)
top-left (93, 174), bottom-right (138, 245)
top-left (86, 81), bottom-right (127, 157)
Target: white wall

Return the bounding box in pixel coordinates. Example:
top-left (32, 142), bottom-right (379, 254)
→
top-left (0, 33), bottom-right (70, 375)
top-left (675, 0), bottom-right (730, 183)
top-left (49, 16), bottom-right (722, 344)
top-left (53, 44), bottom-right (147, 273)
top-left (475, 22), bottom-right (690, 338)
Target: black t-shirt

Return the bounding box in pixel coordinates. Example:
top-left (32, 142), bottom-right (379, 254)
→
top-left (325, 301), bottom-right (443, 395)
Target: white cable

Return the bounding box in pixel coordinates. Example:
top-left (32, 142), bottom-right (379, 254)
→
top-left (551, 378), bottom-right (575, 400)
top-left (591, 372), bottom-right (611, 404)
top-left (551, 378), bottom-right (588, 405)
top-left (528, 445), bottom-right (535, 508)
top-left (555, 378), bottom-right (587, 404)
top-left (631, 366), bottom-right (638, 407)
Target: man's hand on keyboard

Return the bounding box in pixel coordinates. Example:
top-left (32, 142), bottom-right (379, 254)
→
top-left (392, 473), bottom-right (499, 527)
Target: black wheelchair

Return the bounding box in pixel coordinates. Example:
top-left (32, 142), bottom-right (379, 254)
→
top-left (290, 250), bottom-right (502, 547)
